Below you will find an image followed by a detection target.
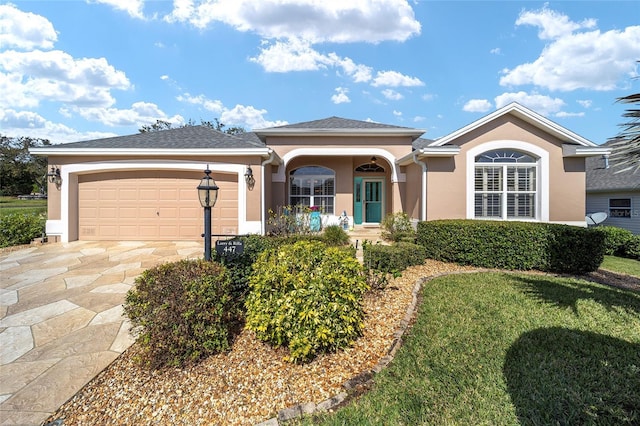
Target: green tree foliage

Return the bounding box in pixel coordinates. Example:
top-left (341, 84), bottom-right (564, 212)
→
top-left (139, 118), bottom-right (246, 135)
top-left (609, 91), bottom-right (640, 173)
top-left (0, 135), bottom-right (50, 196)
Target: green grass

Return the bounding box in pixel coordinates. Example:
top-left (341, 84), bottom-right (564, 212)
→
top-left (0, 196), bottom-right (47, 216)
top-left (601, 255), bottom-right (640, 278)
top-left (303, 272), bottom-right (640, 425)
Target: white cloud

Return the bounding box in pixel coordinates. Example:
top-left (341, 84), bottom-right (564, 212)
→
top-left (393, 110), bottom-right (402, 117)
top-left (413, 116), bottom-right (426, 122)
top-left (175, 92), bottom-right (286, 130)
top-left (0, 108), bottom-right (117, 143)
top-left (177, 93), bottom-right (224, 113)
top-left (221, 104), bottom-right (287, 129)
top-left (74, 102), bottom-right (184, 127)
top-left (555, 111), bottom-right (585, 118)
top-left (494, 92), bottom-right (566, 116)
top-left (501, 7), bottom-right (640, 91)
top-left (0, 4), bottom-right (57, 50)
top-left (92, 0), bottom-right (145, 19)
top-left (516, 5), bottom-right (596, 40)
top-left (490, 47), bottom-right (501, 55)
top-left (0, 49), bottom-right (131, 109)
top-left (165, 0), bottom-right (421, 44)
top-left (577, 99), bottom-right (592, 108)
top-left (382, 89), bottom-right (403, 100)
top-left (331, 87), bottom-right (350, 104)
top-left (250, 37), bottom-right (329, 72)
top-left (372, 70), bottom-right (424, 87)
top-left (463, 99), bottom-right (492, 113)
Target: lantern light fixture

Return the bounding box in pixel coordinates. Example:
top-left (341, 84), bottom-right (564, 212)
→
top-left (244, 165), bottom-right (255, 190)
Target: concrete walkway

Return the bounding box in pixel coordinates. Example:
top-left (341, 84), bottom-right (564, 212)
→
top-left (0, 241), bottom-right (202, 426)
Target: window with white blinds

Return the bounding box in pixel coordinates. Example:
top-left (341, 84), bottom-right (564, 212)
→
top-left (289, 166), bottom-right (335, 214)
top-left (474, 150), bottom-right (537, 219)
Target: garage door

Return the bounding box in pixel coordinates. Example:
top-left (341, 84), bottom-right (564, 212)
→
top-left (78, 170), bottom-right (238, 240)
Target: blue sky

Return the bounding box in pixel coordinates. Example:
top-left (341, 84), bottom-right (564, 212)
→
top-left (1, 1), bottom-right (639, 145)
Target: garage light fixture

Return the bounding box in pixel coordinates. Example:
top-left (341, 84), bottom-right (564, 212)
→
top-left (244, 165), bottom-right (255, 190)
top-left (47, 166), bottom-right (62, 189)
top-left (197, 166), bottom-right (219, 261)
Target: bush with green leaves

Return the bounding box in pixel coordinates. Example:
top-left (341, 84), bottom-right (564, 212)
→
top-left (0, 212), bottom-right (45, 248)
top-left (322, 224), bottom-right (350, 246)
top-left (595, 226), bottom-right (634, 256)
top-left (124, 259), bottom-right (238, 368)
top-left (623, 234), bottom-right (640, 260)
top-left (363, 241), bottom-right (426, 274)
top-left (245, 240), bottom-right (368, 363)
top-left (417, 220), bottom-right (605, 274)
top-left (380, 212), bottom-right (415, 242)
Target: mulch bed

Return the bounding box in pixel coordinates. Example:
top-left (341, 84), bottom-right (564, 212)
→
top-left (43, 261), bottom-right (639, 426)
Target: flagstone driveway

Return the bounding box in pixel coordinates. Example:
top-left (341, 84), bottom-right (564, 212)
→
top-left (0, 240), bottom-right (203, 426)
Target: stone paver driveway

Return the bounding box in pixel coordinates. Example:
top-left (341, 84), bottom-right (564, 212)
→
top-left (0, 240), bottom-right (203, 426)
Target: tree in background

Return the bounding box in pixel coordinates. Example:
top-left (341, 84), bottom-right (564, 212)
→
top-left (139, 118), bottom-right (245, 135)
top-left (609, 92), bottom-right (639, 173)
top-left (0, 135), bottom-right (50, 196)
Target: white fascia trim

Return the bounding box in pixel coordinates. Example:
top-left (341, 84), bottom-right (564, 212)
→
top-left (466, 140), bottom-right (550, 222)
top-left (30, 148), bottom-right (272, 156)
top-left (57, 160), bottom-right (248, 243)
top-left (432, 102), bottom-right (596, 148)
top-left (562, 145), bottom-right (611, 157)
top-left (397, 146), bottom-right (461, 165)
top-left (274, 147), bottom-right (405, 183)
top-left (255, 128), bottom-right (425, 138)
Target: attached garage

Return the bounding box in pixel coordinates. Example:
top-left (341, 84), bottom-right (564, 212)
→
top-left (77, 170), bottom-right (238, 240)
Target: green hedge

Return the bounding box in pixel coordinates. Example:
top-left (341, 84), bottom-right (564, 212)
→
top-left (596, 226), bottom-right (635, 256)
top-left (417, 220), bottom-right (605, 274)
top-left (0, 212), bottom-right (46, 248)
top-left (245, 240), bottom-right (368, 363)
top-left (124, 259), bottom-right (238, 368)
top-left (363, 241), bottom-right (426, 274)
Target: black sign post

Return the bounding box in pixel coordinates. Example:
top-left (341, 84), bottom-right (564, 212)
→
top-left (215, 239), bottom-right (245, 256)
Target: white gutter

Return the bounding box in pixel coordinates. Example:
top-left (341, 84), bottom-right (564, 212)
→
top-left (261, 149), bottom-right (279, 235)
top-left (30, 147), bottom-right (272, 156)
top-left (412, 152), bottom-right (427, 221)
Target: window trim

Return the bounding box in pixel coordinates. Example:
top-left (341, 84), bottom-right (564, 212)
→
top-left (466, 140), bottom-right (549, 221)
top-left (609, 198), bottom-right (632, 219)
top-left (288, 166), bottom-right (336, 214)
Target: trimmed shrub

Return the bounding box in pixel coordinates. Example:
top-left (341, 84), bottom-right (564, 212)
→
top-left (124, 259), bottom-right (238, 368)
top-left (623, 235), bottom-right (640, 260)
top-left (363, 241), bottom-right (426, 274)
top-left (417, 220), bottom-right (605, 274)
top-left (0, 212), bottom-right (45, 248)
top-left (381, 212), bottom-right (415, 242)
top-left (245, 240), bottom-right (368, 363)
top-left (596, 226), bottom-right (634, 256)
top-left (322, 224), bottom-right (350, 246)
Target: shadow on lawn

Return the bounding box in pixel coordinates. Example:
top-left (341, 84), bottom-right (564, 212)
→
top-left (504, 327), bottom-right (640, 425)
top-left (511, 274), bottom-right (640, 316)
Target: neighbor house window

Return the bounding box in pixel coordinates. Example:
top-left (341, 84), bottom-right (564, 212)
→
top-left (474, 150), bottom-right (537, 219)
top-left (609, 198), bottom-right (631, 218)
top-left (289, 166), bottom-right (335, 214)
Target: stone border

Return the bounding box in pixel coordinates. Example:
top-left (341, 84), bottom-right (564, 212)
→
top-left (255, 276), bottom-right (428, 426)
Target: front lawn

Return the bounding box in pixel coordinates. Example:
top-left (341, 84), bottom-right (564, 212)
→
top-left (0, 196), bottom-right (47, 216)
top-left (601, 255), bottom-right (640, 278)
top-left (306, 272), bottom-right (640, 425)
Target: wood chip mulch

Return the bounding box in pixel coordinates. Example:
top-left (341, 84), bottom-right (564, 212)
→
top-left (44, 261), bottom-right (639, 426)
top-left (44, 260), bottom-right (477, 426)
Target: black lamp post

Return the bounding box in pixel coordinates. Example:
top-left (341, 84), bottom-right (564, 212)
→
top-left (197, 167), bottom-right (219, 261)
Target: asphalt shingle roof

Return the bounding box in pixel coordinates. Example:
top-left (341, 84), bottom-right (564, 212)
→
top-left (46, 126), bottom-right (266, 150)
top-left (412, 137), bottom-right (436, 150)
top-left (265, 116), bottom-right (417, 130)
top-left (586, 141), bottom-right (640, 192)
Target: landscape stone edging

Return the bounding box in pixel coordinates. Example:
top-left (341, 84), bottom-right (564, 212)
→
top-left (255, 275), bottom-right (431, 426)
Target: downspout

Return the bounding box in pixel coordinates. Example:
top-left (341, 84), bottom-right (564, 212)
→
top-left (261, 149), bottom-right (278, 235)
top-left (412, 151), bottom-right (427, 221)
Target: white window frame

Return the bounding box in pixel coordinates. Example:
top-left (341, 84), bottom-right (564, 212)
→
top-left (466, 141), bottom-right (549, 222)
top-left (289, 166), bottom-right (336, 214)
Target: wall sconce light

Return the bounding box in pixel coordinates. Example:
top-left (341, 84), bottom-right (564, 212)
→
top-left (370, 156), bottom-right (377, 165)
top-left (47, 166), bottom-right (62, 189)
top-left (244, 165), bottom-right (255, 190)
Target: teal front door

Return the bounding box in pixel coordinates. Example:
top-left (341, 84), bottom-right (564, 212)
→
top-left (354, 178), bottom-right (383, 224)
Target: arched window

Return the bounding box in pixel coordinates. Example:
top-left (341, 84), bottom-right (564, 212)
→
top-left (355, 163), bottom-right (385, 173)
top-left (474, 149), bottom-right (537, 219)
top-left (289, 166), bottom-right (335, 214)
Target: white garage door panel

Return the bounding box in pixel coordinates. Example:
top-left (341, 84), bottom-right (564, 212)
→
top-left (78, 170), bottom-right (238, 240)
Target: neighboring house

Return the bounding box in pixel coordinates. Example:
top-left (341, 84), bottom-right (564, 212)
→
top-left (586, 141), bottom-right (640, 234)
top-left (32, 102), bottom-right (609, 243)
